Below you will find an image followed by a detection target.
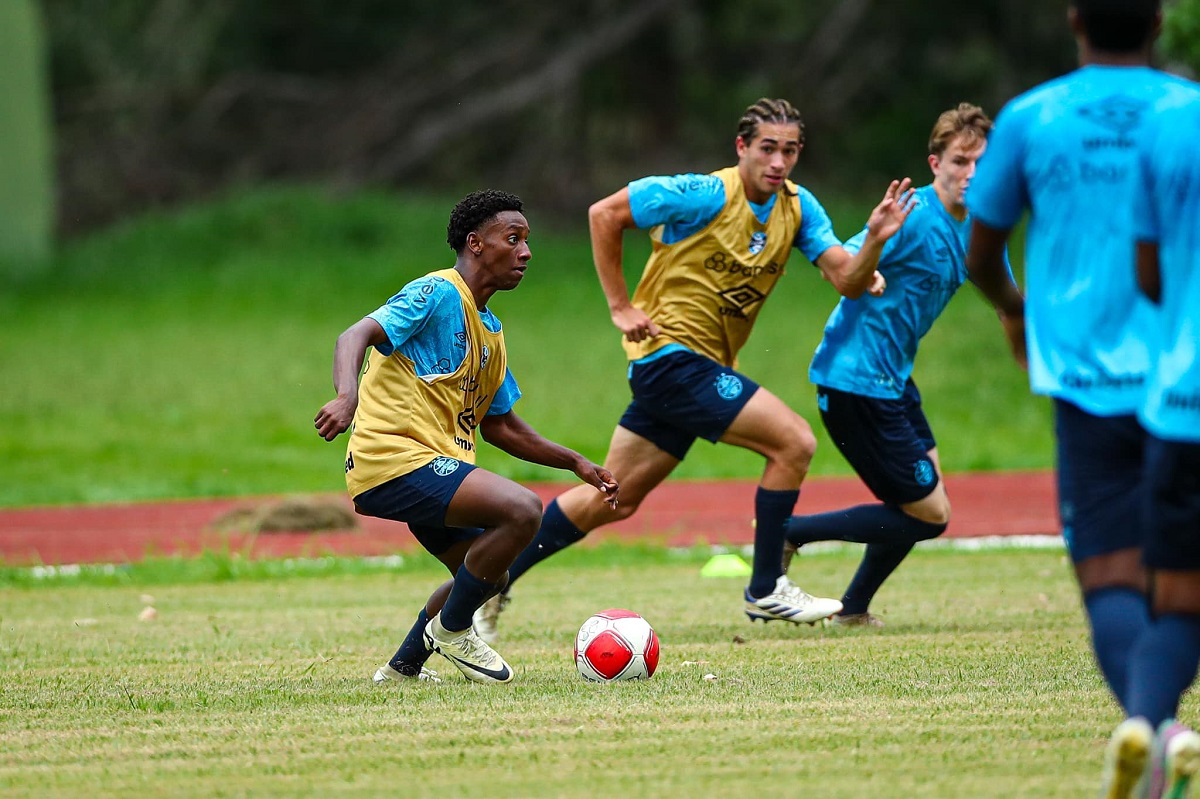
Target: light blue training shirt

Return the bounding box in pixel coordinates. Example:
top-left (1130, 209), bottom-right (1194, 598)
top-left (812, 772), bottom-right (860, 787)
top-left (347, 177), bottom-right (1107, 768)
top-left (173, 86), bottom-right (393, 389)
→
top-left (1132, 86), bottom-right (1200, 443)
top-left (810, 184), bottom-right (975, 399)
top-left (625, 172), bottom-right (843, 363)
top-left (967, 65), bottom-right (1197, 417)
top-left (367, 274), bottom-right (521, 416)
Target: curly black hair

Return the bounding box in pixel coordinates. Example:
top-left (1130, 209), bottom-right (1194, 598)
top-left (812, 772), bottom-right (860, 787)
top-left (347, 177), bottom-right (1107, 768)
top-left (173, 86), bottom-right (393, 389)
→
top-left (446, 190), bottom-right (525, 254)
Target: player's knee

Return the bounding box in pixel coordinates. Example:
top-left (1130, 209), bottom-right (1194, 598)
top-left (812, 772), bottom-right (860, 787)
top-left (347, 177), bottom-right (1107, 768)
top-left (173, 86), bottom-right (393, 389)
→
top-left (774, 417), bottom-right (817, 470)
top-left (506, 488), bottom-right (543, 544)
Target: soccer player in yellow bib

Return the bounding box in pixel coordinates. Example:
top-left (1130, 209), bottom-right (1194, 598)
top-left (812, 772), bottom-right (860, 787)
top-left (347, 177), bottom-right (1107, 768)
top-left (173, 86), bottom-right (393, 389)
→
top-left (315, 190), bottom-right (618, 685)
top-left (474, 99), bottom-right (917, 641)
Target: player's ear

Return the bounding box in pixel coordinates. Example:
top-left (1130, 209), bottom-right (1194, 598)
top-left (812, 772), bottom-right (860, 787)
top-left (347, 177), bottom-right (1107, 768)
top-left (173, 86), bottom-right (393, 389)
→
top-left (466, 230), bottom-right (484, 257)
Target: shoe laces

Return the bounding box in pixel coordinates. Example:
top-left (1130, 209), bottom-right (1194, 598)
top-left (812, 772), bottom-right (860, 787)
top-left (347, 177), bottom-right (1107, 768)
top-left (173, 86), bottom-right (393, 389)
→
top-left (774, 576), bottom-right (814, 603)
top-left (447, 627), bottom-right (500, 666)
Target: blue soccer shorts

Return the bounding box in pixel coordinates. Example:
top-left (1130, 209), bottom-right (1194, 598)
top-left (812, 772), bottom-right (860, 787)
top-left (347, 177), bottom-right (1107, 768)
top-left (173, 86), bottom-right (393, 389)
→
top-left (618, 348), bottom-right (760, 461)
top-left (1053, 399), bottom-right (1146, 564)
top-left (352, 456), bottom-right (482, 555)
top-left (1141, 435), bottom-right (1200, 571)
top-left (816, 379), bottom-right (939, 506)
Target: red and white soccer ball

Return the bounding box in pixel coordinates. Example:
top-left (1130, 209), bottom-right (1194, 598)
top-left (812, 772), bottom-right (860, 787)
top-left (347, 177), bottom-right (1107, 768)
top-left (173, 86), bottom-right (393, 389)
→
top-left (574, 608), bottom-right (660, 682)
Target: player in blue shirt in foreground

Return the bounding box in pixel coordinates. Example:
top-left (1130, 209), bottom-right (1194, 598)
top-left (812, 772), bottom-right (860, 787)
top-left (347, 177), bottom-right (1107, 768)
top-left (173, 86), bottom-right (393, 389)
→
top-left (781, 103), bottom-right (996, 628)
top-left (965, 1), bottom-right (1200, 795)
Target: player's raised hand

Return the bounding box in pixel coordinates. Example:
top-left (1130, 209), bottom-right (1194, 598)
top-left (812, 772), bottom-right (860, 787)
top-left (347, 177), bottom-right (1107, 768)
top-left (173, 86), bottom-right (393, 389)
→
top-left (611, 304), bottom-right (661, 343)
top-left (314, 395), bottom-right (357, 441)
top-left (867, 178), bottom-right (918, 241)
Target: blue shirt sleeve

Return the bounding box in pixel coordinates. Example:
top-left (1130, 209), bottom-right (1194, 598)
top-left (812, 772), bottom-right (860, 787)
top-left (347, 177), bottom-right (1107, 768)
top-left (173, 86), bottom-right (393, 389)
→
top-left (794, 187), bottom-right (843, 263)
top-left (628, 174), bottom-right (726, 243)
top-left (967, 102), bottom-right (1030, 229)
top-left (486, 369), bottom-right (522, 416)
top-left (367, 275), bottom-right (459, 356)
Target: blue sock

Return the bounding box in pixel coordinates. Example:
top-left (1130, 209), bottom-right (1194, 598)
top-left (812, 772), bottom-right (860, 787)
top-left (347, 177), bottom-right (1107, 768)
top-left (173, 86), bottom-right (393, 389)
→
top-left (1126, 613), bottom-right (1200, 727)
top-left (439, 564), bottom-right (500, 633)
top-left (749, 488), bottom-right (799, 598)
top-left (506, 499), bottom-right (588, 586)
top-left (1082, 587), bottom-right (1150, 712)
top-left (388, 608), bottom-right (433, 675)
top-left (841, 542), bottom-right (913, 615)
top-left (786, 503), bottom-right (947, 547)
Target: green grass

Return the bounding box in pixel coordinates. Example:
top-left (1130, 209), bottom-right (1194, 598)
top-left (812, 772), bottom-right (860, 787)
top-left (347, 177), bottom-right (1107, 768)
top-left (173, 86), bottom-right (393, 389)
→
top-left (0, 544), bottom-right (1173, 798)
top-left (0, 184), bottom-right (1047, 507)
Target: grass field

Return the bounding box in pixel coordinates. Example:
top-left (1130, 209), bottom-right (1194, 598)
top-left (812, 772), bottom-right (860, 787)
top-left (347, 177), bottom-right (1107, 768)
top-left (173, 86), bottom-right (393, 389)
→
top-left (0, 185), bottom-right (1045, 508)
top-left (2, 543), bottom-right (1185, 798)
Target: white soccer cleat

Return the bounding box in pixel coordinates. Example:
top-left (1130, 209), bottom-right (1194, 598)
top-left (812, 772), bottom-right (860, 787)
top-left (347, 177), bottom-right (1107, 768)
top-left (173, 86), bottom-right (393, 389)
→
top-left (424, 613), bottom-right (514, 684)
top-left (1149, 720), bottom-right (1200, 799)
top-left (372, 663), bottom-right (441, 684)
top-left (472, 591), bottom-right (511, 644)
top-left (1099, 717), bottom-right (1152, 799)
top-left (744, 574), bottom-right (843, 625)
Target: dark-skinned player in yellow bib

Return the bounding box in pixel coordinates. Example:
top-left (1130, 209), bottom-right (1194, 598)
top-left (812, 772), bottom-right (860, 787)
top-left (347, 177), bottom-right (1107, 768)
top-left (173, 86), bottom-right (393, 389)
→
top-left (315, 190), bottom-right (617, 685)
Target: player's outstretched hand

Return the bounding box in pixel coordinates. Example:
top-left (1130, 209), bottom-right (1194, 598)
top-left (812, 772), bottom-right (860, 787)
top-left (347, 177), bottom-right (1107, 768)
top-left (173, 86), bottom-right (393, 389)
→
top-left (576, 461), bottom-right (620, 509)
top-left (867, 178), bottom-right (918, 242)
top-left (867, 270), bottom-right (887, 297)
top-left (611, 305), bottom-right (661, 344)
top-left (314, 396), bottom-right (356, 441)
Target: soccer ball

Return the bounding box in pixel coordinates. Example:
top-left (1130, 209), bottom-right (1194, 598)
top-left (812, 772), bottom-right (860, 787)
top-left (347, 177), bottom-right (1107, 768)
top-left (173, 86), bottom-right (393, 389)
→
top-left (574, 609), bottom-right (660, 682)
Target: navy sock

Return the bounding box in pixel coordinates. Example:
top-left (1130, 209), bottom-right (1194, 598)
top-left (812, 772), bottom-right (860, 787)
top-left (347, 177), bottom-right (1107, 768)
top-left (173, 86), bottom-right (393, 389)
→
top-left (1126, 613), bottom-right (1200, 727)
top-left (439, 564), bottom-right (500, 633)
top-left (388, 608), bottom-right (433, 674)
top-left (786, 503), bottom-right (947, 547)
top-left (840, 542), bottom-right (913, 615)
top-left (749, 487), bottom-right (800, 598)
top-left (1082, 587), bottom-right (1150, 712)
top-left (506, 499), bottom-right (588, 586)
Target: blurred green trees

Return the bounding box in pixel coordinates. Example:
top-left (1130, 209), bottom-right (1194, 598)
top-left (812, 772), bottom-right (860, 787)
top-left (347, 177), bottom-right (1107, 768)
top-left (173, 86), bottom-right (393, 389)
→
top-left (1163, 0), bottom-right (1200, 75)
top-left (34, 0), bottom-right (1188, 237)
top-left (0, 0), bottom-right (54, 264)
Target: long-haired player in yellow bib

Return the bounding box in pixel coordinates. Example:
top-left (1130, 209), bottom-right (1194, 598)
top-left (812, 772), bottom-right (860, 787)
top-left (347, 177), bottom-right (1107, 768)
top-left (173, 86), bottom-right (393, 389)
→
top-left (315, 190), bottom-right (617, 685)
top-left (473, 99), bottom-right (917, 642)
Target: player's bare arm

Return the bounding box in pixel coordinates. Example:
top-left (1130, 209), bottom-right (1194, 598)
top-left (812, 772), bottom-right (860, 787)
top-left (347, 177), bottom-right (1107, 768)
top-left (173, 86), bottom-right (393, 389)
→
top-left (314, 317), bottom-right (387, 441)
top-left (815, 178), bottom-right (916, 299)
top-left (589, 188), bottom-right (660, 343)
top-left (1135, 240), bottom-right (1162, 304)
top-left (479, 412), bottom-right (620, 508)
top-left (965, 219), bottom-right (1027, 369)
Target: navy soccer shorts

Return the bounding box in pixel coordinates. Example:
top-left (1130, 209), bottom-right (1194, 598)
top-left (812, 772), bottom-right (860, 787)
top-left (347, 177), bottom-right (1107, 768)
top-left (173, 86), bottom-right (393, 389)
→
top-left (816, 380), bottom-right (939, 506)
top-left (1053, 399), bottom-right (1146, 564)
top-left (352, 456), bottom-right (482, 555)
top-left (618, 348), bottom-right (760, 461)
top-left (1141, 435), bottom-right (1200, 570)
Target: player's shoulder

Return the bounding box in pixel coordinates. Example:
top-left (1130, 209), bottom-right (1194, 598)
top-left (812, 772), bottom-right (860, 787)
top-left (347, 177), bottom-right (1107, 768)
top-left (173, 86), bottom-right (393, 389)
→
top-left (388, 272), bottom-right (459, 308)
top-left (789, 182), bottom-right (826, 213)
top-left (1152, 73), bottom-right (1200, 110)
top-left (632, 172), bottom-right (723, 195)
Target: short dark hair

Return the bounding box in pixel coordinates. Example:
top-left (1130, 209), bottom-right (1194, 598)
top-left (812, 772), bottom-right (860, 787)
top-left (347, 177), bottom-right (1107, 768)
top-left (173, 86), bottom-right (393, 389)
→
top-left (736, 98), bottom-right (806, 147)
top-left (446, 190), bottom-right (524, 254)
top-left (1071, 0), bottom-right (1160, 52)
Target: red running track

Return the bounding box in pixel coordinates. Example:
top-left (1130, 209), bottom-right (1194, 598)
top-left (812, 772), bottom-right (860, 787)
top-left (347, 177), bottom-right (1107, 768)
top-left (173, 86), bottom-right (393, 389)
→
top-left (0, 472), bottom-right (1058, 566)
